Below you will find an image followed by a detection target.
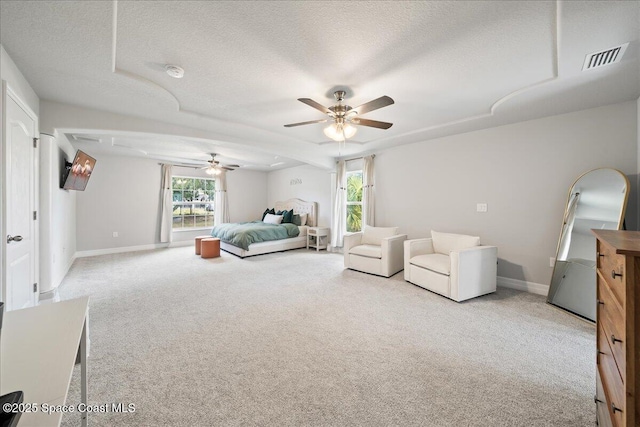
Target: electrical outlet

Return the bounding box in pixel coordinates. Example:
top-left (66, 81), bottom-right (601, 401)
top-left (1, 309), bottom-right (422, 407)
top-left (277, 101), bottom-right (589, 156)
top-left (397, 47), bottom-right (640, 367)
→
top-left (476, 203), bottom-right (488, 213)
top-left (113, 232), bottom-right (119, 238)
top-left (550, 257), bottom-right (555, 267)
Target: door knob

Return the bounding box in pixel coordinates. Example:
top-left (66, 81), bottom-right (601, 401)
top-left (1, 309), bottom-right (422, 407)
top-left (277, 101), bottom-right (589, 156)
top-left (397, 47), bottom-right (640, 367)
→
top-left (6, 235), bottom-right (23, 243)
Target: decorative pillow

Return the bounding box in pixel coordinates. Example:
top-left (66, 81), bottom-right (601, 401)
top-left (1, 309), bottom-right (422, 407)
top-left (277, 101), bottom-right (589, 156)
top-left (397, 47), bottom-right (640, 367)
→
top-left (263, 213), bottom-right (283, 224)
top-left (283, 209), bottom-right (294, 223)
top-left (262, 208), bottom-right (275, 220)
top-left (276, 209), bottom-right (294, 223)
top-left (299, 213), bottom-right (308, 226)
top-left (292, 214), bottom-right (302, 226)
top-left (431, 231), bottom-right (480, 254)
top-left (361, 226), bottom-right (399, 246)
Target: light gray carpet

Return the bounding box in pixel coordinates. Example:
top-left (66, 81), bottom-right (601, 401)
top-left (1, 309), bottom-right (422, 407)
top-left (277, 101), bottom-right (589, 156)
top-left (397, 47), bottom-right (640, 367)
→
top-left (58, 247), bottom-right (595, 426)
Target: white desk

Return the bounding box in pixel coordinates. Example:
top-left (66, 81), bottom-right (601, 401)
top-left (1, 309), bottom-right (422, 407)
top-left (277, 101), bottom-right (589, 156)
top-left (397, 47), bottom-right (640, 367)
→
top-left (1, 297), bottom-right (89, 427)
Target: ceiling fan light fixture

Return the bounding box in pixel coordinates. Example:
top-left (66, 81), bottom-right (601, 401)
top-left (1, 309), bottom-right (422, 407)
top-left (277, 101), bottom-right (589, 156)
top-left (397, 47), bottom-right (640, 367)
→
top-left (323, 123), bottom-right (357, 141)
top-left (205, 165), bottom-right (222, 175)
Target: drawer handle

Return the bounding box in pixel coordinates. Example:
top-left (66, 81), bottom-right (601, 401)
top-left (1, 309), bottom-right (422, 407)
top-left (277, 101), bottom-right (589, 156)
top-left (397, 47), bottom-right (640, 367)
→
top-left (597, 299), bottom-right (605, 306)
top-left (611, 403), bottom-right (623, 414)
top-left (611, 270), bottom-right (623, 280)
top-left (597, 252), bottom-right (605, 258)
top-left (594, 395), bottom-right (603, 404)
top-left (611, 334), bottom-right (623, 344)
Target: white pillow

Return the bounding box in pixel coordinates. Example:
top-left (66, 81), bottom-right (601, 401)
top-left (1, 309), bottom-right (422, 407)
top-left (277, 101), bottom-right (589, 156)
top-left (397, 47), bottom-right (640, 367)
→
top-left (361, 226), bottom-right (399, 246)
top-left (431, 231), bottom-right (480, 254)
top-left (299, 213), bottom-right (308, 226)
top-left (263, 213), bottom-right (283, 224)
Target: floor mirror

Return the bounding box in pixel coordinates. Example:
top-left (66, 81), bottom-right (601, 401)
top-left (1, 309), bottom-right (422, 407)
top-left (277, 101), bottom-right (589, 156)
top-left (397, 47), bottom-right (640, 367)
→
top-left (547, 168), bottom-right (629, 322)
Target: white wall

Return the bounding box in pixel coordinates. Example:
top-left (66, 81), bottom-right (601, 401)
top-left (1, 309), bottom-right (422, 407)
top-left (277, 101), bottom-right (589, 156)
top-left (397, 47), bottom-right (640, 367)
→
top-left (76, 153), bottom-right (268, 252)
top-left (1, 45), bottom-right (39, 115)
top-left (39, 133), bottom-right (76, 293)
top-left (375, 101), bottom-right (638, 286)
top-left (76, 153), bottom-right (160, 252)
top-left (267, 165), bottom-right (333, 227)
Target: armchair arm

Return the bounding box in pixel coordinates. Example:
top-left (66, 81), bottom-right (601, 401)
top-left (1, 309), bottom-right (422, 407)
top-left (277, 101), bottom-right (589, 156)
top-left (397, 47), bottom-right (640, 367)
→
top-left (381, 234), bottom-right (408, 276)
top-left (403, 238), bottom-right (434, 281)
top-left (450, 245), bottom-right (497, 301)
top-left (343, 232), bottom-right (363, 267)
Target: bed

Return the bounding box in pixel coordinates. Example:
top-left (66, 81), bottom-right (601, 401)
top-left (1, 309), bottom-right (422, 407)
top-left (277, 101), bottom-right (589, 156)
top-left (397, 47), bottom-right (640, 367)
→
top-left (213, 198), bottom-right (317, 258)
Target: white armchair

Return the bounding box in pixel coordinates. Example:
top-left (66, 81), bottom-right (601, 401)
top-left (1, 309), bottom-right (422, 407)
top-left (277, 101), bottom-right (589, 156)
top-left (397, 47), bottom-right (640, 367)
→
top-left (404, 231), bottom-right (497, 302)
top-left (344, 226), bottom-right (407, 277)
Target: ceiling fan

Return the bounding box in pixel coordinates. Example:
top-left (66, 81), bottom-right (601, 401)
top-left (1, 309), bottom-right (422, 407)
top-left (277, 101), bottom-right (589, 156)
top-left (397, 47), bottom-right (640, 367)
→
top-left (201, 153), bottom-right (239, 175)
top-left (284, 90), bottom-right (394, 141)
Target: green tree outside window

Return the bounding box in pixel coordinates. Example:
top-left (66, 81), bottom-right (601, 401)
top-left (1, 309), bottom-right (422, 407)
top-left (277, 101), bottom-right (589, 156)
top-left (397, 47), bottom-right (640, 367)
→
top-left (346, 171), bottom-right (363, 232)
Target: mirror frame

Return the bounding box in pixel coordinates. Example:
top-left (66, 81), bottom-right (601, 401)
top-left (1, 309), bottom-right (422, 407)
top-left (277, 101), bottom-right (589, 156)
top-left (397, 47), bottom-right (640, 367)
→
top-left (547, 167), bottom-right (629, 321)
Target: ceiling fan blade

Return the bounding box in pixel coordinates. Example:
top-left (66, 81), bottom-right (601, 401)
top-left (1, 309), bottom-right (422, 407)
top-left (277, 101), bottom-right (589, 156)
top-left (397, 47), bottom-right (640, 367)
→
top-left (352, 118), bottom-right (393, 129)
top-left (222, 164), bottom-right (240, 168)
top-left (221, 166), bottom-right (235, 171)
top-left (297, 98), bottom-right (334, 115)
top-left (349, 96), bottom-right (394, 116)
top-left (284, 119), bottom-right (328, 128)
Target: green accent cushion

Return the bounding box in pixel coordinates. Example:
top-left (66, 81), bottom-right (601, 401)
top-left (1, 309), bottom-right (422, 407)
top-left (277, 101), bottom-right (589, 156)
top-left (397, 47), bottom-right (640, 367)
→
top-left (283, 209), bottom-right (294, 223)
top-left (292, 214), bottom-right (301, 226)
top-left (276, 209), bottom-right (294, 223)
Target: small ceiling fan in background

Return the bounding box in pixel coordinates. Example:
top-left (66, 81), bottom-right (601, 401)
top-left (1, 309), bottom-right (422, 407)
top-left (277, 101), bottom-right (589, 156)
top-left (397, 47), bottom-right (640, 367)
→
top-left (201, 153), bottom-right (239, 175)
top-left (284, 90), bottom-right (394, 141)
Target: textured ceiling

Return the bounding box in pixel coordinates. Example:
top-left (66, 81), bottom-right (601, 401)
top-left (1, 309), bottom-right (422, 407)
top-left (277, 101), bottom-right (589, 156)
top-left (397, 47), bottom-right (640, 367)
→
top-left (1, 1), bottom-right (638, 169)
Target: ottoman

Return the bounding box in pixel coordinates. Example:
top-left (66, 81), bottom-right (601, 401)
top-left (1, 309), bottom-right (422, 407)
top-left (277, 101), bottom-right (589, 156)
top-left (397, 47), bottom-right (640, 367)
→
top-left (195, 235), bottom-right (212, 255)
top-left (201, 238), bottom-right (221, 259)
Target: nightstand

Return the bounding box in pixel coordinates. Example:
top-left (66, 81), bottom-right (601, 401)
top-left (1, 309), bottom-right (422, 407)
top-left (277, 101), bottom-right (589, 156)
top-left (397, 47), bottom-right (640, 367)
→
top-left (307, 227), bottom-right (330, 251)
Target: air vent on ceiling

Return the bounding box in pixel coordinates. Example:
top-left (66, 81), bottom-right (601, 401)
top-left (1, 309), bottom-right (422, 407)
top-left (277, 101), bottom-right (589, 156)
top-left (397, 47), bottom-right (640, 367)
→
top-left (582, 43), bottom-right (629, 71)
top-left (71, 134), bottom-right (101, 143)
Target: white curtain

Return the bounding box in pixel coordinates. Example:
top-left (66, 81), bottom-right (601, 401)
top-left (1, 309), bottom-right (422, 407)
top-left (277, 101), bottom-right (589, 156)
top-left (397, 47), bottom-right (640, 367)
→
top-left (362, 154), bottom-right (375, 227)
top-left (214, 170), bottom-right (230, 225)
top-left (331, 160), bottom-right (347, 248)
top-left (160, 164), bottom-right (173, 243)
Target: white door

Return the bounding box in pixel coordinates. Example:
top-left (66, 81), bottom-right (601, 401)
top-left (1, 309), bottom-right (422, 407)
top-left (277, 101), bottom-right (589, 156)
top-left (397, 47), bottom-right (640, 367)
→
top-left (5, 94), bottom-right (37, 310)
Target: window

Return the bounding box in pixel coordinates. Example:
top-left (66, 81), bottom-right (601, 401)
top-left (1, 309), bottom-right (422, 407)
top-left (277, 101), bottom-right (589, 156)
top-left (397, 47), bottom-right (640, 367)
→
top-left (346, 170), bottom-right (363, 232)
top-left (172, 177), bottom-right (215, 230)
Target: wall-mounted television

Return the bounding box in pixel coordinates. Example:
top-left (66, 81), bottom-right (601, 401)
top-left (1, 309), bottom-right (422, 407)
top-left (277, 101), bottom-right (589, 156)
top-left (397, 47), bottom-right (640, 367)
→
top-left (62, 150), bottom-right (96, 191)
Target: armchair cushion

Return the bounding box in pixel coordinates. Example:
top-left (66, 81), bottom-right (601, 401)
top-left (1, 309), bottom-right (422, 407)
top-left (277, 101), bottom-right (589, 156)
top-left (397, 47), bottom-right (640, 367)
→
top-left (361, 226), bottom-right (400, 246)
top-left (431, 231), bottom-right (480, 254)
top-left (409, 253), bottom-right (450, 276)
top-left (349, 244), bottom-right (382, 259)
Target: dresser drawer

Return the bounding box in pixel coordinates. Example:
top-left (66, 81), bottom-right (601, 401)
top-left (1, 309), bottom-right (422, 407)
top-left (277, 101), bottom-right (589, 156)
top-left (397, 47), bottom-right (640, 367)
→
top-left (598, 326), bottom-right (626, 426)
top-left (597, 241), bottom-right (626, 308)
top-left (596, 371), bottom-right (613, 427)
top-left (597, 276), bottom-right (626, 377)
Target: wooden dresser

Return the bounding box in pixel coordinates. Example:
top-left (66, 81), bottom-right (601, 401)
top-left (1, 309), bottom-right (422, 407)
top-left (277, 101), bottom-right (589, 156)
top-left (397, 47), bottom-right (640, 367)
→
top-left (592, 230), bottom-right (639, 427)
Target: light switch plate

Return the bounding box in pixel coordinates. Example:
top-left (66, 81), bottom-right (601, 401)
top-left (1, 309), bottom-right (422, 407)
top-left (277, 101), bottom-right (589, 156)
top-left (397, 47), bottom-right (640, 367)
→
top-left (476, 203), bottom-right (488, 213)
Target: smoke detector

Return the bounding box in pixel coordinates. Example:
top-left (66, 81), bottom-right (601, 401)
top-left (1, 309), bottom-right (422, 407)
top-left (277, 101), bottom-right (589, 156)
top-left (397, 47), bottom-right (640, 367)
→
top-left (165, 64), bottom-right (185, 78)
top-left (582, 43), bottom-right (629, 71)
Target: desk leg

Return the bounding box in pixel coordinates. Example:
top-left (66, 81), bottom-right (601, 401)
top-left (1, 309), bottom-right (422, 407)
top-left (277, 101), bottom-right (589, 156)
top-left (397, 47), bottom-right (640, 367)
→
top-left (81, 318), bottom-right (88, 427)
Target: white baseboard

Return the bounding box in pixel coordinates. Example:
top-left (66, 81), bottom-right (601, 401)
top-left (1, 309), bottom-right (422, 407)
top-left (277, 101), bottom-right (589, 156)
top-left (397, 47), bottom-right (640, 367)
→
top-left (56, 253), bottom-right (77, 286)
top-left (497, 276), bottom-right (549, 296)
top-left (75, 243), bottom-right (166, 258)
top-left (75, 241), bottom-right (193, 258)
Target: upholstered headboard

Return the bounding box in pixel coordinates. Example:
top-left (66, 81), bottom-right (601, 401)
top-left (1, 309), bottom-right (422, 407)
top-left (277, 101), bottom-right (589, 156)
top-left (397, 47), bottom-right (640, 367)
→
top-left (274, 198), bottom-right (317, 227)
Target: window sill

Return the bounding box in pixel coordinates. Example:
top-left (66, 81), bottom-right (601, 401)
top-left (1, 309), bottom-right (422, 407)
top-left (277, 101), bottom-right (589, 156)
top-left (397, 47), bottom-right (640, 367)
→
top-left (172, 227), bottom-right (212, 233)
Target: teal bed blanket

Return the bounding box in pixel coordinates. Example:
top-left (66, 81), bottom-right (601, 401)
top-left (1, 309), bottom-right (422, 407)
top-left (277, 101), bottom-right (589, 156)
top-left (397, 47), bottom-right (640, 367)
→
top-left (211, 221), bottom-right (300, 251)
